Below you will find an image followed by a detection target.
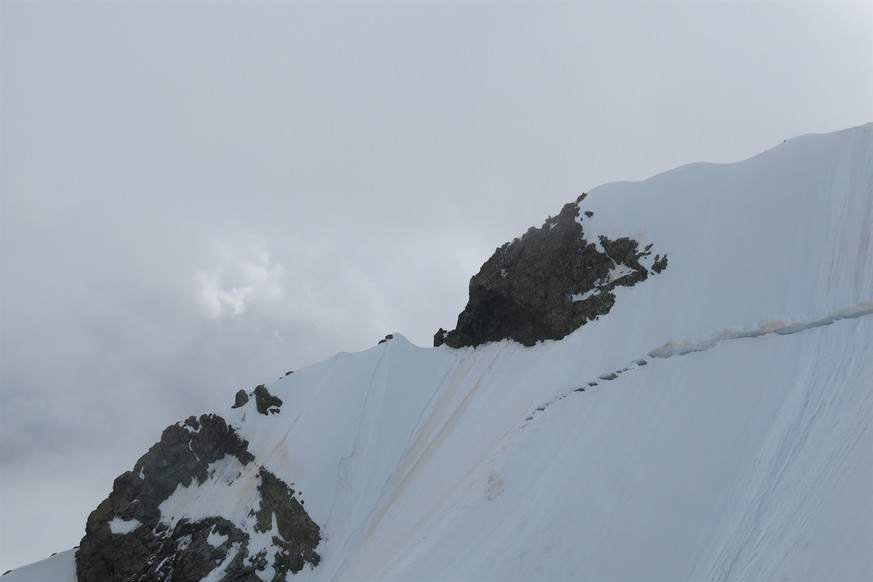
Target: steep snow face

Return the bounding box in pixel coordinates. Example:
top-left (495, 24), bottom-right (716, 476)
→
top-left (577, 123), bottom-right (873, 345)
top-left (1, 550), bottom-right (77, 582)
top-left (5, 124), bottom-right (871, 581)
top-left (235, 124), bottom-right (870, 581)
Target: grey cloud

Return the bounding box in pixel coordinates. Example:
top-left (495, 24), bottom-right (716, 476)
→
top-left (2, 0), bottom-right (871, 571)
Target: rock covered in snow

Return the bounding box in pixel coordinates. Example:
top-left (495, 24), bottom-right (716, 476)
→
top-left (76, 386), bottom-right (319, 582)
top-left (437, 194), bottom-right (667, 347)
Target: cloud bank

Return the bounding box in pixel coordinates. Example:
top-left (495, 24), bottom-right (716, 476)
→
top-left (1, 0), bottom-right (871, 571)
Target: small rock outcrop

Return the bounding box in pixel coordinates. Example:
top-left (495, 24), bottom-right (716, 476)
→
top-left (437, 194), bottom-right (667, 348)
top-left (253, 384), bottom-right (283, 415)
top-left (232, 389), bottom-right (250, 408)
top-left (76, 386), bottom-right (320, 582)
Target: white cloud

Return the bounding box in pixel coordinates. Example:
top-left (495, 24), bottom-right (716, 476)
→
top-left (196, 237), bottom-right (286, 319)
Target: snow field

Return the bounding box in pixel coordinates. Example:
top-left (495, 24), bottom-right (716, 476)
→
top-left (246, 315), bottom-right (872, 581)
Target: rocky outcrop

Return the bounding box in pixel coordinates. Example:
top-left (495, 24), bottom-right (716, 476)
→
top-left (437, 194), bottom-right (667, 348)
top-left (254, 469), bottom-right (321, 574)
top-left (76, 385), bottom-right (320, 582)
top-left (253, 384), bottom-right (283, 415)
top-left (232, 385), bottom-right (283, 415)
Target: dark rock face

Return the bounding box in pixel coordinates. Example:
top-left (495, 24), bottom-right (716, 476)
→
top-left (232, 389), bottom-right (250, 408)
top-left (253, 384), bottom-right (282, 415)
top-left (76, 385), bottom-right (320, 582)
top-left (439, 194), bottom-right (667, 348)
top-left (254, 469), bottom-right (321, 574)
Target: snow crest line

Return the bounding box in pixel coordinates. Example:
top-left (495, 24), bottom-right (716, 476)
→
top-left (647, 302), bottom-right (873, 359)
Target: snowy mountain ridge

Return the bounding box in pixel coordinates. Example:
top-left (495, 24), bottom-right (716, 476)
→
top-left (5, 123), bottom-right (872, 581)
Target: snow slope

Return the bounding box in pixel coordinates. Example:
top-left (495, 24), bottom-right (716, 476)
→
top-left (6, 124), bottom-right (871, 581)
top-left (1, 550), bottom-right (77, 582)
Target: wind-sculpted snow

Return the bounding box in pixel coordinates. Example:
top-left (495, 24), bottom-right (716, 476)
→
top-left (5, 124), bottom-right (872, 582)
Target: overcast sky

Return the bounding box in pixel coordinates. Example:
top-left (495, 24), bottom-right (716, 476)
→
top-left (1, 0), bottom-right (871, 571)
